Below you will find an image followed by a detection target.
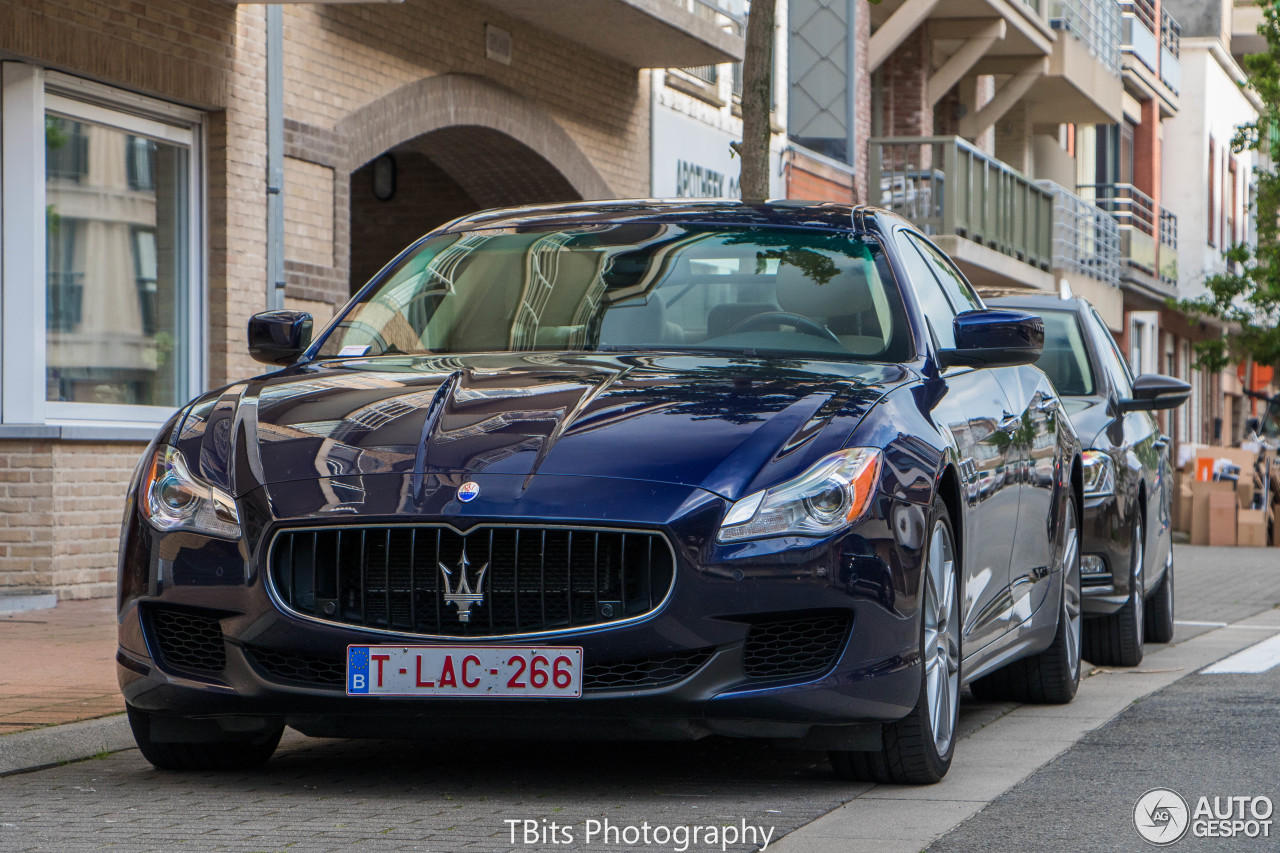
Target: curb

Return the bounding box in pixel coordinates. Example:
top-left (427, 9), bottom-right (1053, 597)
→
top-left (0, 714), bottom-right (133, 776)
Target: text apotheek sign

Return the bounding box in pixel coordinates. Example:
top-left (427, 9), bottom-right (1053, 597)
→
top-left (651, 102), bottom-right (782, 199)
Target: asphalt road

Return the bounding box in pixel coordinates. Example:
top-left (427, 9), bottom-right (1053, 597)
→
top-left (1, 544), bottom-right (1277, 853)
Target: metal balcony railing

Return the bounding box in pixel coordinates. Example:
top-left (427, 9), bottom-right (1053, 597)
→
top-left (1078, 182), bottom-right (1159, 277)
top-left (870, 136), bottom-right (1054, 271)
top-left (1160, 9), bottom-right (1181, 93)
top-left (1038, 181), bottom-right (1122, 286)
top-left (673, 0), bottom-right (745, 37)
top-left (1049, 0), bottom-right (1122, 74)
top-left (1159, 207), bottom-right (1178, 287)
top-left (1119, 0), bottom-right (1159, 74)
top-left (680, 64), bottom-right (719, 85)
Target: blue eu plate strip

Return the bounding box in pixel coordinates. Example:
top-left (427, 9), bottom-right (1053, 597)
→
top-left (348, 646), bottom-right (370, 694)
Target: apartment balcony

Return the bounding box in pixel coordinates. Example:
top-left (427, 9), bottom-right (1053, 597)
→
top-left (1038, 181), bottom-right (1122, 287)
top-left (870, 136), bottom-right (1054, 291)
top-left (482, 0), bottom-right (744, 68)
top-left (1119, 0), bottom-right (1179, 109)
top-left (1159, 207), bottom-right (1178, 289)
top-left (1079, 182), bottom-right (1177, 294)
top-left (1160, 9), bottom-right (1181, 94)
top-left (1038, 0), bottom-right (1124, 123)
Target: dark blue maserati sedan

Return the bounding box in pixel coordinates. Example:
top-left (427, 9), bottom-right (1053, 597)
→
top-left (117, 201), bottom-right (1083, 784)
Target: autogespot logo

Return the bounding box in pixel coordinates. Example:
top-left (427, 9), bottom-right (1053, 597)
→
top-left (1135, 788), bottom-right (1191, 846)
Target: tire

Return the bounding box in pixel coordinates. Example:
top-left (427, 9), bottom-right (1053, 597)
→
top-left (127, 706), bottom-right (282, 771)
top-left (831, 496), bottom-right (960, 785)
top-left (1145, 547), bottom-right (1175, 644)
top-left (970, 492), bottom-right (1082, 704)
top-left (1083, 515), bottom-right (1145, 667)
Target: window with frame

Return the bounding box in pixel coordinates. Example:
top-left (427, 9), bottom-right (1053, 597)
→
top-left (2, 67), bottom-right (204, 428)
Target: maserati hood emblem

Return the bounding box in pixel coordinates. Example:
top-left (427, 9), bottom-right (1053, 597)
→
top-left (439, 550), bottom-right (488, 623)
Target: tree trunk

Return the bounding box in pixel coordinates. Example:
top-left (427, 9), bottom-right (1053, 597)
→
top-left (737, 0), bottom-right (776, 203)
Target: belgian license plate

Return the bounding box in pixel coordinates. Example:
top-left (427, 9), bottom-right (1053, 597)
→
top-left (346, 645), bottom-right (583, 697)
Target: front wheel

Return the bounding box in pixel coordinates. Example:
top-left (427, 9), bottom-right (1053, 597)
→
top-left (831, 496), bottom-right (960, 784)
top-left (971, 492), bottom-right (1082, 704)
top-left (1083, 515), bottom-right (1145, 667)
top-left (127, 706), bottom-right (282, 771)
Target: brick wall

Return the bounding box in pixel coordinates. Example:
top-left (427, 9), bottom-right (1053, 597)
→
top-left (50, 444), bottom-right (141, 600)
top-left (880, 26), bottom-right (932, 139)
top-left (348, 150), bottom-right (478, 291)
top-left (0, 443), bottom-right (54, 596)
top-left (787, 150), bottom-right (856, 202)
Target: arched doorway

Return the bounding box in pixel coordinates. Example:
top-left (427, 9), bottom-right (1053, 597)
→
top-left (337, 74), bottom-right (614, 294)
top-left (349, 126), bottom-right (582, 290)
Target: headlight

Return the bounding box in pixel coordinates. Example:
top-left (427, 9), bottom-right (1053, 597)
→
top-left (1082, 450), bottom-right (1115, 497)
top-left (139, 445), bottom-right (240, 539)
top-left (717, 448), bottom-right (882, 543)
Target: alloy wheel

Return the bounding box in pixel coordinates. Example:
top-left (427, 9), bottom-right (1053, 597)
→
top-left (1061, 499), bottom-right (1082, 680)
top-left (923, 518), bottom-right (960, 758)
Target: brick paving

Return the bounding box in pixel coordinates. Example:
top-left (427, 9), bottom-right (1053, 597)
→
top-left (0, 599), bottom-right (120, 734)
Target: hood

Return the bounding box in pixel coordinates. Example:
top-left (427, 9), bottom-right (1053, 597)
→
top-left (1060, 396), bottom-right (1113, 449)
top-left (181, 353), bottom-right (910, 502)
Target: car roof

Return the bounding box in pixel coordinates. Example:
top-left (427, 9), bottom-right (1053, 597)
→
top-left (987, 293), bottom-right (1091, 314)
top-left (439, 199), bottom-right (918, 235)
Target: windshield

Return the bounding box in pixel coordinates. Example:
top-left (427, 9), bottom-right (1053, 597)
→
top-left (1030, 309), bottom-right (1096, 397)
top-left (316, 224), bottom-right (912, 363)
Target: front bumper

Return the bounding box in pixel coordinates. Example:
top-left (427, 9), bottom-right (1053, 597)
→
top-left (118, 473), bottom-right (929, 743)
top-left (1080, 493), bottom-right (1132, 616)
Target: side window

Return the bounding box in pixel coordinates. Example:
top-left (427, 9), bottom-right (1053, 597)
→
top-left (893, 232), bottom-right (956, 348)
top-left (1089, 310), bottom-right (1133, 398)
top-left (910, 235), bottom-right (983, 313)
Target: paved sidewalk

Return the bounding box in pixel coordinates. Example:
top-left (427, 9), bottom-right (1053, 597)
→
top-left (0, 598), bottom-right (121, 734)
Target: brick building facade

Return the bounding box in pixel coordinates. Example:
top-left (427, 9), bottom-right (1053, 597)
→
top-left (0, 0), bottom-right (738, 605)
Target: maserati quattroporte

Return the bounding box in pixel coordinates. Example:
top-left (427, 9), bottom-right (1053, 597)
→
top-left (118, 201), bottom-right (1083, 783)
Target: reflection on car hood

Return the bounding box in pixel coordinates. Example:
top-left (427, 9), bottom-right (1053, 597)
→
top-left (188, 353), bottom-right (910, 501)
top-left (1059, 396), bottom-right (1110, 448)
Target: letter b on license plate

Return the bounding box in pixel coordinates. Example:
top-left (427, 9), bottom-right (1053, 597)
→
top-left (347, 645), bottom-right (582, 697)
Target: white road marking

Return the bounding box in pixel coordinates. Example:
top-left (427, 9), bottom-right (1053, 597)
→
top-left (1201, 633), bottom-right (1280, 674)
top-left (1176, 621), bottom-right (1276, 630)
top-left (1176, 620), bottom-right (1227, 627)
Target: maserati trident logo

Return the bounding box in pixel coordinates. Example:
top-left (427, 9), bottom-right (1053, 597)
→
top-left (439, 550), bottom-right (488, 623)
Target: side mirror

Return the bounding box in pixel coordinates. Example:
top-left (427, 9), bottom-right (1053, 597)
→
top-left (1118, 373), bottom-right (1192, 412)
top-left (248, 310), bottom-right (313, 365)
top-left (940, 309), bottom-right (1044, 369)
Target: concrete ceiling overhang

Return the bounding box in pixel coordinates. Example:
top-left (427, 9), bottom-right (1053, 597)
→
top-left (480, 0), bottom-right (744, 68)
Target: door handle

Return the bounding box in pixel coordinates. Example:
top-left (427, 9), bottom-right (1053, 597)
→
top-left (1153, 435), bottom-right (1169, 451)
top-left (998, 413), bottom-right (1021, 434)
top-left (1035, 398), bottom-right (1057, 413)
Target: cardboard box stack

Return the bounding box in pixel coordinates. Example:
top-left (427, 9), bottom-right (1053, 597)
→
top-left (1174, 443), bottom-right (1279, 548)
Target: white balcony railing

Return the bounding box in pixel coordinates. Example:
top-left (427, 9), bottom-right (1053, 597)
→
top-left (1119, 0), bottom-right (1159, 74)
top-left (1038, 181), bottom-right (1122, 287)
top-left (870, 137), bottom-right (1054, 271)
top-left (1049, 0), bottom-right (1122, 74)
top-left (1160, 8), bottom-right (1181, 93)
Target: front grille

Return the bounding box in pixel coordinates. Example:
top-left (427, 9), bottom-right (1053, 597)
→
top-left (244, 646), bottom-right (713, 692)
top-left (246, 646), bottom-right (345, 688)
top-left (583, 648), bottom-right (714, 690)
top-left (270, 526), bottom-right (675, 638)
top-left (742, 614), bottom-right (851, 679)
top-left (147, 607), bottom-right (226, 676)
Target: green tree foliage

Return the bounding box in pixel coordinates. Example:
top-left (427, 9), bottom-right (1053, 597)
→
top-left (1175, 3), bottom-right (1280, 372)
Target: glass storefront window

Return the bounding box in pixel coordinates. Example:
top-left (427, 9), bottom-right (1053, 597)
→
top-left (44, 113), bottom-right (190, 408)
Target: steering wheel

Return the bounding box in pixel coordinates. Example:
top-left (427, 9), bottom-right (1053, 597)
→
top-left (726, 311), bottom-right (840, 345)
